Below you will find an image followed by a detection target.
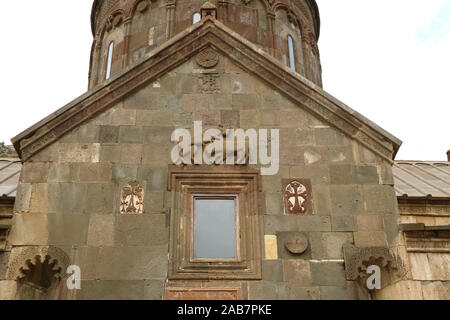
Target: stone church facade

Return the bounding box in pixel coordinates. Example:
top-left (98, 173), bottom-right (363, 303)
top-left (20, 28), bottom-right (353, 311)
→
top-left (0, 0), bottom-right (448, 300)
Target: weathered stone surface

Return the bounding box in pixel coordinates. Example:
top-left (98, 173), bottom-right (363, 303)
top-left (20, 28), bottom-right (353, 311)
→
top-left (96, 246), bottom-right (168, 280)
top-left (114, 214), bottom-right (169, 246)
top-left (99, 126), bottom-right (119, 143)
top-left (283, 260), bottom-right (312, 286)
top-left (76, 280), bottom-right (145, 300)
top-left (310, 261), bottom-right (346, 287)
top-left (363, 185), bottom-right (398, 214)
top-left (330, 185), bottom-right (364, 216)
top-left (320, 286), bottom-right (350, 300)
top-left (20, 162), bottom-right (50, 183)
top-left (331, 216), bottom-right (357, 232)
top-left (0, 252), bottom-right (10, 280)
top-left (87, 214), bottom-right (115, 247)
top-left (262, 260), bottom-right (283, 282)
top-left (310, 232), bottom-right (354, 259)
top-left (421, 281), bottom-right (450, 300)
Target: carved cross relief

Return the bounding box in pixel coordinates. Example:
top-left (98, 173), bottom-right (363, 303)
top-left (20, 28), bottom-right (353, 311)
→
top-left (282, 179), bottom-right (313, 215)
top-left (120, 181), bottom-right (144, 214)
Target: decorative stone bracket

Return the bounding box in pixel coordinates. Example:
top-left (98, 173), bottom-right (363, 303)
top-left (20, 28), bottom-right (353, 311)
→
top-left (6, 246), bottom-right (71, 284)
top-left (343, 244), bottom-right (406, 290)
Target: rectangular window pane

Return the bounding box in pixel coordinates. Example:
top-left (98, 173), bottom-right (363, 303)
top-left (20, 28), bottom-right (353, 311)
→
top-left (194, 198), bottom-right (237, 259)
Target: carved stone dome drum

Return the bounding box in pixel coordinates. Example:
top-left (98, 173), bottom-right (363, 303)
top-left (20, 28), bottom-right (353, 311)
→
top-left (89, 0), bottom-right (322, 88)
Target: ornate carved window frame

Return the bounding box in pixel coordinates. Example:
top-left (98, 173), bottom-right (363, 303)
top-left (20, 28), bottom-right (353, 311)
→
top-left (168, 165), bottom-right (262, 280)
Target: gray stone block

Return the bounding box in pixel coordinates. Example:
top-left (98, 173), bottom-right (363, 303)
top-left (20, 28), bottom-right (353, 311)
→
top-left (330, 165), bottom-right (356, 185)
top-left (330, 185), bottom-right (364, 216)
top-left (356, 166), bottom-right (379, 184)
top-left (119, 126), bottom-right (143, 143)
top-left (144, 280), bottom-right (165, 300)
top-left (99, 126), bottom-right (119, 143)
top-left (320, 286), bottom-right (350, 300)
top-left (48, 213), bottom-right (90, 246)
top-left (262, 260), bottom-right (283, 282)
top-left (76, 280), bottom-right (145, 300)
top-left (310, 232), bottom-right (353, 260)
top-left (331, 216), bottom-right (357, 232)
top-left (114, 214), bottom-right (169, 246)
top-left (363, 185), bottom-right (398, 214)
top-left (310, 261), bottom-right (346, 287)
top-left (96, 246), bottom-right (168, 280)
top-left (85, 183), bottom-right (114, 214)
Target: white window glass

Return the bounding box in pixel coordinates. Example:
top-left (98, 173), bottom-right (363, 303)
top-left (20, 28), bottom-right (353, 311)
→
top-left (288, 35), bottom-right (296, 71)
top-left (193, 12), bottom-right (201, 24)
top-left (105, 42), bottom-right (114, 80)
top-left (193, 197), bottom-right (237, 259)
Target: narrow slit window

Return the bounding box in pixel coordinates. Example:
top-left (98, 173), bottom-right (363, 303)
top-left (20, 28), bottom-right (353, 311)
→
top-left (193, 12), bottom-right (201, 24)
top-left (105, 42), bottom-right (114, 80)
top-left (288, 35), bottom-right (296, 72)
top-left (192, 196), bottom-right (238, 260)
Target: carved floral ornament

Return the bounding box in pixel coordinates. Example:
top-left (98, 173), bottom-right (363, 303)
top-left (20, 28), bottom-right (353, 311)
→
top-left (120, 181), bottom-right (145, 214)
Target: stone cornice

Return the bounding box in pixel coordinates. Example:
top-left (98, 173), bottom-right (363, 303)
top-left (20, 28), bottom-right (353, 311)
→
top-left (12, 17), bottom-right (401, 162)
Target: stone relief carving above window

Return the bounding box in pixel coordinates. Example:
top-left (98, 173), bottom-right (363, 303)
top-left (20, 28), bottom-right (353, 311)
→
top-left (120, 181), bottom-right (144, 214)
top-left (282, 179), bottom-right (313, 215)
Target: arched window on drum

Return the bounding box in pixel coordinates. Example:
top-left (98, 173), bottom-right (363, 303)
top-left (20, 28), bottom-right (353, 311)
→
top-left (105, 42), bottom-right (114, 80)
top-left (287, 35), bottom-right (296, 72)
top-left (193, 12), bottom-right (201, 24)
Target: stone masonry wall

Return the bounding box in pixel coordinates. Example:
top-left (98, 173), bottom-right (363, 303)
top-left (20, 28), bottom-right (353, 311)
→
top-left (3, 51), bottom-right (398, 300)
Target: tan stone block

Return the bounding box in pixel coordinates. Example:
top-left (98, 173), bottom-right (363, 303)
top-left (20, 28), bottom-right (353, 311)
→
top-left (74, 163), bottom-right (111, 182)
top-left (120, 144), bottom-right (143, 164)
top-left (59, 143), bottom-right (99, 163)
top-left (409, 253), bottom-right (434, 281)
top-left (353, 231), bottom-right (387, 247)
top-left (111, 108), bottom-right (136, 126)
top-left (421, 281), bottom-right (450, 300)
top-left (427, 253), bottom-right (450, 280)
top-left (0, 281), bottom-right (17, 300)
top-left (356, 215), bottom-right (384, 231)
top-left (20, 162), bottom-right (50, 183)
top-left (87, 215), bottom-right (114, 247)
top-left (9, 213), bottom-right (49, 246)
top-left (136, 110), bottom-right (173, 126)
top-left (29, 183), bottom-right (49, 213)
top-left (240, 109), bottom-right (259, 127)
top-left (373, 280), bottom-right (423, 300)
top-left (183, 94), bottom-right (210, 111)
top-left (264, 235), bottom-right (278, 260)
top-left (283, 260), bottom-right (312, 286)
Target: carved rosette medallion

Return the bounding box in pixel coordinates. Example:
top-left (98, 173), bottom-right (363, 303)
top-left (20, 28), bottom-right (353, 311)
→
top-left (196, 49), bottom-right (219, 69)
top-left (282, 179), bottom-right (313, 215)
top-left (285, 233), bottom-right (309, 254)
top-left (120, 181), bottom-right (144, 214)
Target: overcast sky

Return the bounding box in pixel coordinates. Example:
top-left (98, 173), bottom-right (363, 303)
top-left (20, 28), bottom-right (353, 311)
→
top-left (1, 1), bottom-right (449, 160)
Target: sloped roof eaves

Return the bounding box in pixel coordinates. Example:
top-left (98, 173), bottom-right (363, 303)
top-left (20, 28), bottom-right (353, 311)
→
top-left (393, 161), bottom-right (450, 199)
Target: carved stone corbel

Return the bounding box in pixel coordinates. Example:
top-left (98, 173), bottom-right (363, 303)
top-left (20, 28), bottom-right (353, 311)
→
top-left (6, 246), bottom-right (71, 288)
top-left (343, 244), bottom-right (406, 290)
